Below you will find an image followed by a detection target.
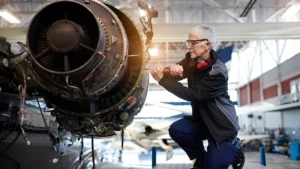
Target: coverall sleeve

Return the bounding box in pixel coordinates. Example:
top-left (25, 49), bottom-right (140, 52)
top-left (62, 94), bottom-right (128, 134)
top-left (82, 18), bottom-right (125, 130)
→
top-left (164, 57), bottom-right (189, 81)
top-left (159, 64), bottom-right (227, 101)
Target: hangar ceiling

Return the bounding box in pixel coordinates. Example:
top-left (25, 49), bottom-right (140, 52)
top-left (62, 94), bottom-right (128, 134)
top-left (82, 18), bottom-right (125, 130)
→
top-left (0, 0), bottom-right (298, 38)
top-left (0, 0), bottom-right (299, 66)
top-left (0, 0), bottom-right (295, 26)
top-left (1, 0), bottom-right (299, 43)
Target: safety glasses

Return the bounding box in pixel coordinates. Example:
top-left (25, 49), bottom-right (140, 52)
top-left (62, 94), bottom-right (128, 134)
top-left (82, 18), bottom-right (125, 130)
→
top-left (185, 39), bottom-right (208, 47)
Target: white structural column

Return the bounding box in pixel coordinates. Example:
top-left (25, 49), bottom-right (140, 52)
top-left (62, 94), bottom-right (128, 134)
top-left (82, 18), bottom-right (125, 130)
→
top-left (248, 43), bottom-right (258, 104)
top-left (275, 40), bottom-right (286, 96)
top-left (237, 51), bottom-right (241, 106)
top-left (237, 45), bottom-right (252, 105)
top-left (262, 40), bottom-right (285, 97)
top-left (164, 0), bottom-right (170, 23)
top-left (259, 40), bottom-right (264, 101)
top-left (165, 41), bottom-right (169, 66)
top-left (164, 0), bottom-right (170, 66)
top-left (275, 40), bottom-right (282, 97)
top-left (252, 9), bottom-right (256, 23)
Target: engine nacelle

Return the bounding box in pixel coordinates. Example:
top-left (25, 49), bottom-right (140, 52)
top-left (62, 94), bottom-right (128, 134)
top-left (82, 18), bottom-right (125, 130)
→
top-left (1, 0), bottom-right (151, 138)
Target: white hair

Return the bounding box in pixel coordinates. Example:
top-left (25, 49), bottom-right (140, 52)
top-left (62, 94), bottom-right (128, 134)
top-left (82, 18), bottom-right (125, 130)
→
top-left (189, 24), bottom-right (216, 49)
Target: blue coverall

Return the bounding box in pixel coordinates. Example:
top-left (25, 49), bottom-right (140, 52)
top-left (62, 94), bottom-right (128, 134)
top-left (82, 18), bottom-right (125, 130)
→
top-left (169, 117), bottom-right (238, 169)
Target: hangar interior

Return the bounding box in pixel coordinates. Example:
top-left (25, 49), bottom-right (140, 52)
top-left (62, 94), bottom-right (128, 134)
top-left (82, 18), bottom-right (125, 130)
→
top-left (1, 0), bottom-right (300, 169)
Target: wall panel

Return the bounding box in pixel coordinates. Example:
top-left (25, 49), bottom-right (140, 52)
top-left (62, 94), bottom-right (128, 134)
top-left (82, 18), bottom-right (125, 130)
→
top-left (263, 84), bottom-right (278, 100)
top-left (261, 53), bottom-right (300, 90)
top-left (281, 74), bottom-right (300, 94)
top-left (250, 78), bottom-right (260, 103)
top-left (265, 111), bottom-right (282, 129)
top-left (240, 54), bottom-right (300, 106)
top-left (239, 85), bottom-right (248, 106)
top-left (282, 108), bottom-right (300, 141)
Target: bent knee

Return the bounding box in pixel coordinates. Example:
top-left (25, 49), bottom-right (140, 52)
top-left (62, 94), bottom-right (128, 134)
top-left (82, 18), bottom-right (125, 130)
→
top-left (168, 123), bottom-right (177, 138)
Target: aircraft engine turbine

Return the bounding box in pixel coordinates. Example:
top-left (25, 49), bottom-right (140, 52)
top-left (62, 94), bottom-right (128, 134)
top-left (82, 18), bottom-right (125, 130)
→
top-left (0, 0), bottom-right (152, 138)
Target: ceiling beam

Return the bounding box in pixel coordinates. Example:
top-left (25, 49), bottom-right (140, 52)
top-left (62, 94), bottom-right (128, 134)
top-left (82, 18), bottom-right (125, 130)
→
top-left (2, 22), bottom-right (300, 43)
top-left (264, 1), bottom-right (292, 22)
top-left (151, 22), bottom-right (300, 42)
top-left (203, 0), bottom-right (246, 23)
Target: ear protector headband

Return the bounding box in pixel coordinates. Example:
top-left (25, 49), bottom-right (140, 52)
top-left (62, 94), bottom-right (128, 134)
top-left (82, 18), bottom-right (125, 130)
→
top-left (190, 57), bottom-right (212, 71)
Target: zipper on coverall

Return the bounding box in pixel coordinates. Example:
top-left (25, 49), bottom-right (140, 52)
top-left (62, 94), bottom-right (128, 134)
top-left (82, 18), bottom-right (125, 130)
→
top-left (216, 142), bottom-right (219, 149)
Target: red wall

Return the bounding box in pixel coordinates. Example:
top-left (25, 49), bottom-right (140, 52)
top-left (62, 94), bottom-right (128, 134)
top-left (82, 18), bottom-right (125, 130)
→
top-left (239, 85), bottom-right (248, 106)
top-left (263, 84), bottom-right (278, 100)
top-left (239, 74), bottom-right (300, 106)
top-left (250, 78), bottom-right (260, 103)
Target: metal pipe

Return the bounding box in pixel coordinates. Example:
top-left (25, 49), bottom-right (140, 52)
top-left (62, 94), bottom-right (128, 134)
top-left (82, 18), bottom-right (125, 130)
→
top-left (243, 0), bottom-right (257, 17)
top-left (8, 51), bottom-right (28, 68)
top-left (240, 0), bottom-right (257, 17)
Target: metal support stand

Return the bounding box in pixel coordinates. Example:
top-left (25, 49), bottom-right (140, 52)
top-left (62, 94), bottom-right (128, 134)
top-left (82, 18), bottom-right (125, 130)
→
top-left (152, 147), bottom-right (157, 168)
top-left (259, 146), bottom-right (266, 166)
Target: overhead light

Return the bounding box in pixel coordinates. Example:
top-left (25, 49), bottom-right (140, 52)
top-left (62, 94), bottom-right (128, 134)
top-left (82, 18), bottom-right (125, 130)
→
top-left (0, 10), bottom-right (20, 23)
top-left (149, 46), bottom-right (158, 57)
top-left (138, 9), bottom-right (147, 17)
top-left (281, 3), bottom-right (300, 18)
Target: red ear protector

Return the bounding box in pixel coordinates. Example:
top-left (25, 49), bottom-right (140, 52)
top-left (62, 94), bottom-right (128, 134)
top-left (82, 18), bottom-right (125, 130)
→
top-left (190, 57), bottom-right (211, 71)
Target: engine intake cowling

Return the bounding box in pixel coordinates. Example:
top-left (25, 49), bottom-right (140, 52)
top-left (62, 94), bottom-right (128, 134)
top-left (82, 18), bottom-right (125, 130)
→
top-left (26, 0), bottom-right (149, 136)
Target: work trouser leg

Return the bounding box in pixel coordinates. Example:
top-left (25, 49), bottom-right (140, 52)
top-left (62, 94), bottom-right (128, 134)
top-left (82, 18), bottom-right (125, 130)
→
top-left (168, 118), bottom-right (207, 160)
top-left (203, 134), bottom-right (238, 169)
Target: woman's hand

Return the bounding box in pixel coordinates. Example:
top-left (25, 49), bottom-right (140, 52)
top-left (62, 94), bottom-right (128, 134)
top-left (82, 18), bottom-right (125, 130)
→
top-left (169, 64), bottom-right (183, 77)
top-left (149, 63), bottom-right (164, 82)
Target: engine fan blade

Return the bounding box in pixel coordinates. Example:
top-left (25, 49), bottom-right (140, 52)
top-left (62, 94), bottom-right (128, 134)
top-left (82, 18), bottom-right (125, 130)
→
top-left (35, 47), bottom-right (50, 59)
top-left (80, 43), bottom-right (96, 53)
top-left (64, 55), bottom-right (70, 72)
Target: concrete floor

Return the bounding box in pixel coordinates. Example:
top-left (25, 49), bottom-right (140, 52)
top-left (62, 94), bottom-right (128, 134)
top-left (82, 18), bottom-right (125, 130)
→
top-left (244, 152), bottom-right (300, 169)
top-left (1, 133), bottom-right (299, 169)
top-left (154, 163), bottom-right (265, 169)
top-left (154, 152), bottom-right (300, 169)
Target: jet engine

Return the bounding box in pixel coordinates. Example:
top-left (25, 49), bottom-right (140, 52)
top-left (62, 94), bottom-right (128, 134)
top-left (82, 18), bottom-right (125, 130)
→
top-left (0, 0), bottom-right (155, 140)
